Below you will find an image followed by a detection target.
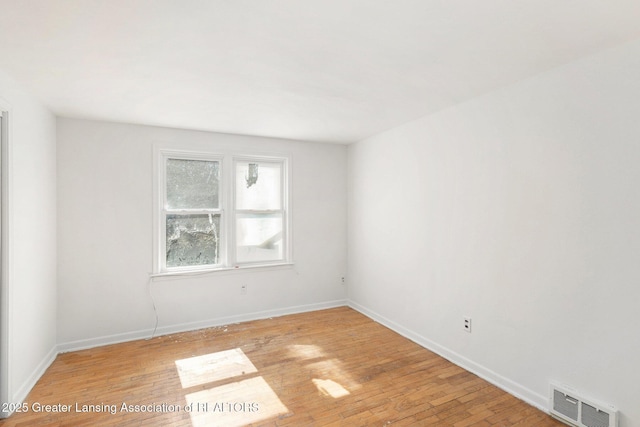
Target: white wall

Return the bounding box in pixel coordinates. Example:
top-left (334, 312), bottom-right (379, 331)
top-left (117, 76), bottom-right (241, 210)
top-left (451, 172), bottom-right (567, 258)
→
top-left (57, 118), bottom-right (347, 349)
top-left (0, 70), bottom-right (57, 412)
top-left (348, 39), bottom-right (640, 426)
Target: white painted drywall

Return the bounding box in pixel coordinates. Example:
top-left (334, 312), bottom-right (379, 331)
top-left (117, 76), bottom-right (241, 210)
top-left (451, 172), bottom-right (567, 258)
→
top-left (56, 118), bottom-right (347, 348)
top-left (348, 39), bottom-right (640, 426)
top-left (0, 69), bottom-right (57, 412)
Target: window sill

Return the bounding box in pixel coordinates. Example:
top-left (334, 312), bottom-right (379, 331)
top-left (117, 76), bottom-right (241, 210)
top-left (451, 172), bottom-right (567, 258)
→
top-left (150, 262), bottom-right (295, 280)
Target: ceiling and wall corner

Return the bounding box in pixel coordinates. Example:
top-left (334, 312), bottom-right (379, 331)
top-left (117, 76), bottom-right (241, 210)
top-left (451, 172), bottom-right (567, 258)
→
top-left (0, 0), bottom-right (640, 144)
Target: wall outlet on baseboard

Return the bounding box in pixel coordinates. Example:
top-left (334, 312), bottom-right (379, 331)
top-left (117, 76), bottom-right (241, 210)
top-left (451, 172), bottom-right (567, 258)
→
top-left (241, 284), bottom-right (247, 295)
top-left (463, 317), bottom-right (472, 333)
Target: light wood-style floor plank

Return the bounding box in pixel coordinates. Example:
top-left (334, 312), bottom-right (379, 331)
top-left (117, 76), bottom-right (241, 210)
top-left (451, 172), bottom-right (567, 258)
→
top-left (0, 307), bottom-right (564, 426)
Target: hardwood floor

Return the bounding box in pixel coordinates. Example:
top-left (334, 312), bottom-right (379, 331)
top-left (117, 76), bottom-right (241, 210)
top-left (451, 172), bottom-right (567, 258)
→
top-left (0, 307), bottom-right (564, 426)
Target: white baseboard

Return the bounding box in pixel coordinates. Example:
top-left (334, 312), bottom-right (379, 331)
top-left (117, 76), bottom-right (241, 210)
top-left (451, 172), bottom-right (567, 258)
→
top-left (6, 300), bottom-right (345, 417)
top-left (347, 300), bottom-right (549, 414)
top-left (9, 344), bottom-right (57, 412)
top-left (58, 299), bottom-right (348, 353)
top-left (11, 300), bottom-right (547, 420)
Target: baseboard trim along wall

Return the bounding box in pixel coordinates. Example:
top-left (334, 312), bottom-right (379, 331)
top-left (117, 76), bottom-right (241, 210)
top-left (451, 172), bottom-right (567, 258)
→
top-left (6, 300), bottom-right (348, 416)
top-left (347, 300), bottom-right (550, 415)
top-left (57, 299), bottom-right (348, 353)
top-left (10, 345), bottom-right (57, 413)
top-left (16, 300), bottom-right (548, 420)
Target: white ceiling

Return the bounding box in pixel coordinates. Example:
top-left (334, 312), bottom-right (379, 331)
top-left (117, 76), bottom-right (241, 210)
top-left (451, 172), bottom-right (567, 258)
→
top-left (1, 0), bottom-right (640, 143)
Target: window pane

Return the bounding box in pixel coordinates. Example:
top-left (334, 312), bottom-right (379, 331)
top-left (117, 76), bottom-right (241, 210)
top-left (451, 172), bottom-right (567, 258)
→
top-left (235, 161), bottom-right (281, 210)
top-left (167, 159), bottom-right (219, 209)
top-left (166, 213), bottom-right (221, 268)
top-left (236, 213), bottom-right (283, 263)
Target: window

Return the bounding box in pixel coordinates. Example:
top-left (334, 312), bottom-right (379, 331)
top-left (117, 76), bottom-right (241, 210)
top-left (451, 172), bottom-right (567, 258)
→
top-left (155, 149), bottom-right (289, 274)
top-left (234, 159), bottom-right (285, 264)
top-left (164, 156), bottom-right (222, 269)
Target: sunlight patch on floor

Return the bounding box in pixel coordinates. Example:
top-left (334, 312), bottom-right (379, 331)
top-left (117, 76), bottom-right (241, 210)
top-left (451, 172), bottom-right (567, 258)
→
top-left (287, 344), bottom-right (326, 360)
top-left (185, 376), bottom-right (289, 427)
top-left (175, 348), bottom-right (257, 388)
top-left (306, 358), bottom-right (361, 391)
top-left (312, 378), bottom-right (350, 398)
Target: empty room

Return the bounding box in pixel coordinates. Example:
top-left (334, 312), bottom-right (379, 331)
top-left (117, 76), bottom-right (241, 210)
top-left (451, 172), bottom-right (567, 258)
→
top-left (1, 1), bottom-right (639, 426)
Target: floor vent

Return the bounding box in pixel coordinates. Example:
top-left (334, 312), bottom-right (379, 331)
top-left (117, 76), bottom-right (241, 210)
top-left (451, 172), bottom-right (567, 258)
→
top-left (550, 383), bottom-right (618, 427)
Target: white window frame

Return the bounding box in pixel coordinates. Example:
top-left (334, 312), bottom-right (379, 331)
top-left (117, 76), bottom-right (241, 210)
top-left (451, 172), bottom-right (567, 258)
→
top-left (153, 147), bottom-right (291, 276)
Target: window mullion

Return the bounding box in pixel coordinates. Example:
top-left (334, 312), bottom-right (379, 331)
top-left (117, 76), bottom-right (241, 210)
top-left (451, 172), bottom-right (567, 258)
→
top-left (234, 209), bottom-right (282, 215)
top-left (164, 209), bottom-right (222, 215)
top-left (223, 155), bottom-right (234, 267)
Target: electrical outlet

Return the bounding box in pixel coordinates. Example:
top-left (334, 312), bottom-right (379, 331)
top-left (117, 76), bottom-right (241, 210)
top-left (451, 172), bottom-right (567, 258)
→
top-left (463, 317), bottom-right (472, 333)
top-left (341, 277), bottom-right (345, 285)
top-left (241, 284), bottom-right (247, 295)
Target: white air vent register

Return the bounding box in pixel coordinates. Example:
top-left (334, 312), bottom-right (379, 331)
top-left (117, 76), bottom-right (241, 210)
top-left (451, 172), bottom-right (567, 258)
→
top-left (550, 382), bottom-right (618, 427)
